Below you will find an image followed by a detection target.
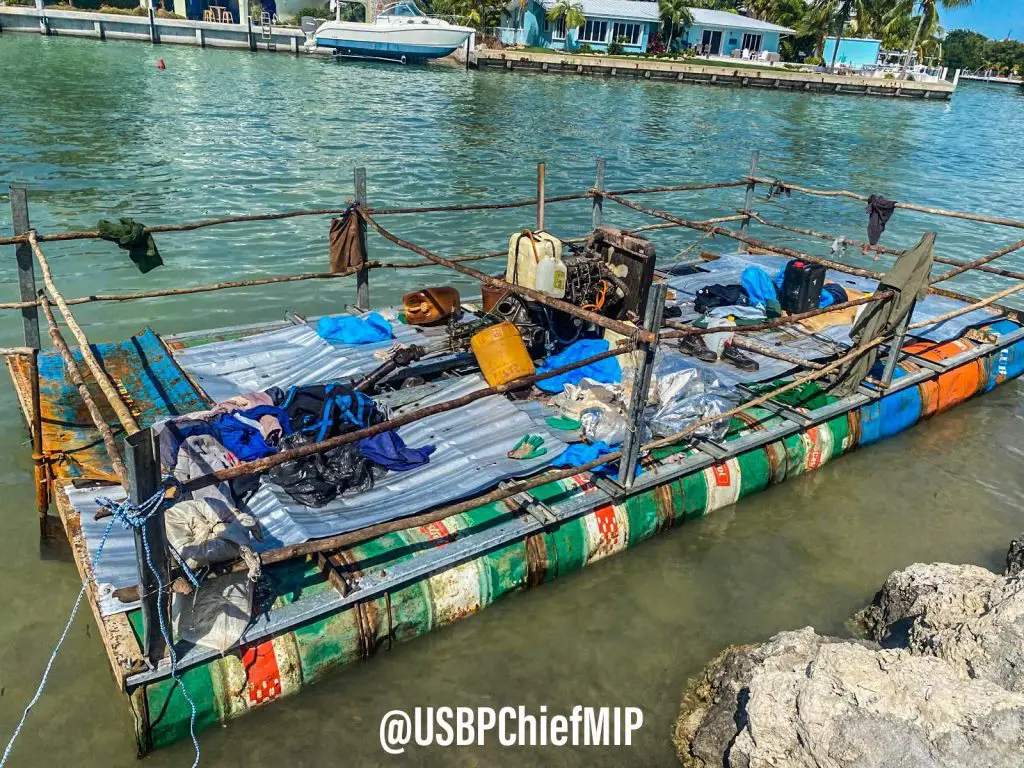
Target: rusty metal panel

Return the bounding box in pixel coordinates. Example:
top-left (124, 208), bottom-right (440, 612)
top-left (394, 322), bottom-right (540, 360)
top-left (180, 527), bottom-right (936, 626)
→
top-left (8, 328), bottom-right (208, 482)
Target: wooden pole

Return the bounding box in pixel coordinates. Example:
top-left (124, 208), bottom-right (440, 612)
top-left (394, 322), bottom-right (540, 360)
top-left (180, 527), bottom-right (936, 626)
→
top-left (617, 282), bottom-right (666, 488)
top-left (592, 158), bottom-right (605, 229)
top-left (39, 298), bottom-right (130, 488)
top-left (739, 149), bottom-right (759, 252)
top-left (354, 167), bottom-right (370, 312)
top-left (28, 232), bottom-right (141, 435)
top-left (729, 337), bottom-right (825, 370)
top-left (9, 187), bottom-right (40, 349)
top-left (126, 428), bottom-right (170, 668)
top-left (537, 162), bottom-right (545, 232)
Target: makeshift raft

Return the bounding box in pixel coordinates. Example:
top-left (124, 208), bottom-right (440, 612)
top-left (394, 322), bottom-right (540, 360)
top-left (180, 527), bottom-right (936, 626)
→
top-left (3, 158), bottom-right (1024, 754)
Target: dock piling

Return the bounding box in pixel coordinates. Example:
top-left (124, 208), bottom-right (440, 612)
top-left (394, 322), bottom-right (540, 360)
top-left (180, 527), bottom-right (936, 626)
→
top-left (126, 428), bottom-right (171, 668)
top-left (27, 348), bottom-right (50, 535)
top-left (354, 167), bottom-right (370, 311)
top-left (9, 187), bottom-right (40, 349)
top-left (537, 162), bottom-right (545, 231)
top-left (739, 150), bottom-right (759, 253)
top-left (592, 158), bottom-right (605, 229)
top-left (617, 282), bottom-right (667, 488)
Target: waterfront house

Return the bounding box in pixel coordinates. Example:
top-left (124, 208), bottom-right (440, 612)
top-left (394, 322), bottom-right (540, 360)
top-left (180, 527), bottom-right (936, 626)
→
top-left (499, 3), bottom-right (793, 57)
top-left (679, 8), bottom-right (793, 58)
top-left (499, 0), bottom-right (661, 54)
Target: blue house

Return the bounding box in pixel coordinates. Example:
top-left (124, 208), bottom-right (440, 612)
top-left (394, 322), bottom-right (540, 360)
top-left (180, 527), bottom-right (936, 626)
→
top-left (680, 8), bottom-right (794, 57)
top-left (822, 37), bottom-right (883, 69)
top-left (500, 0), bottom-right (660, 54)
top-left (500, 4), bottom-right (794, 57)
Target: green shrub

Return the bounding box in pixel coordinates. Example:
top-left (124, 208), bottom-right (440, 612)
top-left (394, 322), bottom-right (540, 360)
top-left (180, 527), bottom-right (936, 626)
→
top-left (577, 43), bottom-right (594, 54)
top-left (607, 36), bottom-right (625, 55)
top-left (804, 55), bottom-right (822, 66)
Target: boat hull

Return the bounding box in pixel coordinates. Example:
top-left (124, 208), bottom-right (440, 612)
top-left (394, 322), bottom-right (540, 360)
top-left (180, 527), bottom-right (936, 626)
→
top-left (314, 21), bottom-right (473, 62)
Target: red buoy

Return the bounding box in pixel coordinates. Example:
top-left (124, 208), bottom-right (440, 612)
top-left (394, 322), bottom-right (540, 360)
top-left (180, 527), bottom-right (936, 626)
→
top-left (156, 58), bottom-right (166, 70)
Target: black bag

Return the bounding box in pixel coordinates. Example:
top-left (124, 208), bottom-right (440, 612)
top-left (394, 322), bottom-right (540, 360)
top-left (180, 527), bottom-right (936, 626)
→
top-left (693, 284), bottom-right (749, 315)
top-left (781, 260), bottom-right (826, 313)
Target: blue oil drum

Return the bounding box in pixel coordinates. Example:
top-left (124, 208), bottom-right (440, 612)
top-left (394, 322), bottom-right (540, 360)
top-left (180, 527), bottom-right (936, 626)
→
top-left (858, 366), bottom-right (923, 446)
top-left (980, 320), bottom-right (1024, 392)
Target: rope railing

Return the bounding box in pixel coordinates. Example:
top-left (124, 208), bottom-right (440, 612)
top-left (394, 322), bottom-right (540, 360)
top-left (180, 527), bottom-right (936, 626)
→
top-left (744, 175), bottom-right (1024, 230)
top-left (600, 191), bottom-right (1014, 314)
top-left (0, 178), bottom-right (746, 248)
top-left (747, 213), bottom-right (1024, 286)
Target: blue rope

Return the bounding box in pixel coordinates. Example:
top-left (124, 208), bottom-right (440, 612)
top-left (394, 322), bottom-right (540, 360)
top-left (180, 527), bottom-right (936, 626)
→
top-left (0, 487), bottom-right (201, 768)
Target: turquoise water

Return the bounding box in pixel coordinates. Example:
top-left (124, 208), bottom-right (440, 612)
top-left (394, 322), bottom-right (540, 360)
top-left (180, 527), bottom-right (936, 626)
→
top-left (1, 33), bottom-right (1023, 767)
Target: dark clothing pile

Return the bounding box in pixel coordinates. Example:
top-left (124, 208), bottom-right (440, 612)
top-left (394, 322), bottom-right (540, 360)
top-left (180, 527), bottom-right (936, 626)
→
top-left (866, 195), bottom-right (897, 246)
top-left (156, 382), bottom-right (436, 511)
top-left (693, 284), bottom-right (749, 315)
top-left (265, 382), bottom-right (436, 508)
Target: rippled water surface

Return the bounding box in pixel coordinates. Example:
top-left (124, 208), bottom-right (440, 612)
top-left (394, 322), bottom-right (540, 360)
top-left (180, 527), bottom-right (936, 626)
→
top-left (1, 34), bottom-right (1023, 767)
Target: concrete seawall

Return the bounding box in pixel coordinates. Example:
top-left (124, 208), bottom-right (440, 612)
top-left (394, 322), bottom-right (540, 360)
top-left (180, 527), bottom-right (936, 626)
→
top-left (0, 6), bottom-right (307, 53)
top-left (473, 49), bottom-right (956, 100)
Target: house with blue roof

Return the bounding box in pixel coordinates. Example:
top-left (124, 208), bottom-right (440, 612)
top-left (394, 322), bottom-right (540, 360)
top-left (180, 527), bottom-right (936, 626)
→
top-left (499, 3), bottom-right (794, 58)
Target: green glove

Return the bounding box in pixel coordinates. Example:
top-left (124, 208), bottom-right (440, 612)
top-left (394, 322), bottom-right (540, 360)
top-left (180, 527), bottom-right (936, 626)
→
top-left (508, 434), bottom-right (547, 460)
top-left (546, 415), bottom-right (582, 431)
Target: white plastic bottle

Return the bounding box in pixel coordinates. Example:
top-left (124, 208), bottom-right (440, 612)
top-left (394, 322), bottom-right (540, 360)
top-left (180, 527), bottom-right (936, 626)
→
top-left (535, 248), bottom-right (567, 298)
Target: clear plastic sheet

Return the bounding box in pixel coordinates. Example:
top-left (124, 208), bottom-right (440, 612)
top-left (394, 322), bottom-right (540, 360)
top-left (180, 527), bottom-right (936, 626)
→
top-left (643, 349), bottom-right (737, 442)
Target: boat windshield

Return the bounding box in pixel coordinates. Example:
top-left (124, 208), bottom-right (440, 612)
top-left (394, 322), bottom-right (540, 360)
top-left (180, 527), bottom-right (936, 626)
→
top-left (378, 2), bottom-right (424, 17)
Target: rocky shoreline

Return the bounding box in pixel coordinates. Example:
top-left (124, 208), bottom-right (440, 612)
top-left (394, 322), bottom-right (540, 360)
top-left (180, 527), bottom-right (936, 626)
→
top-left (674, 536), bottom-right (1024, 767)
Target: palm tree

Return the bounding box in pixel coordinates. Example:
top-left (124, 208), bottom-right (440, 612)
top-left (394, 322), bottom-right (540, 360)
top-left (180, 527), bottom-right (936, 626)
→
top-left (546, 0), bottom-right (585, 44)
top-left (659, 0), bottom-right (692, 50)
top-left (886, 0), bottom-right (974, 75)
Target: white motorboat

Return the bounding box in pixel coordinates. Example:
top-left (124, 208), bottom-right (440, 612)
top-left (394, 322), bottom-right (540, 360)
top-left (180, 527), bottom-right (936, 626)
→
top-left (314, 1), bottom-right (474, 63)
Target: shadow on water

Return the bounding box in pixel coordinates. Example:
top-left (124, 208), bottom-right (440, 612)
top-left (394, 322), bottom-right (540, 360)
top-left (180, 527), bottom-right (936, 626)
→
top-left (0, 36), bottom-right (1022, 766)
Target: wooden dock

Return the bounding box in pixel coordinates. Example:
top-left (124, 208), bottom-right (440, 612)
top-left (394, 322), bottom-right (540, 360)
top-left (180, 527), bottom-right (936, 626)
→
top-left (472, 49), bottom-right (956, 100)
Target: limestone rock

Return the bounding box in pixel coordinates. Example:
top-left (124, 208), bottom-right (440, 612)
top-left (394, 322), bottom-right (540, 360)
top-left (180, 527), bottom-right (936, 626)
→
top-left (675, 627), bottom-right (1024, 768)
top-left (860, 562), bottom-right (1024, 693)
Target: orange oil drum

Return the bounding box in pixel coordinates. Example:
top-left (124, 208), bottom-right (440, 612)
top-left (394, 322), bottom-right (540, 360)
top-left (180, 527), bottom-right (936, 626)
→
top-left (903, 338), bottom-right (985, 416)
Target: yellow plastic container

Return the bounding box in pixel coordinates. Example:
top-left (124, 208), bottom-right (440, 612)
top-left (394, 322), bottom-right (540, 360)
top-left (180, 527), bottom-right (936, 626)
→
top-left (471, 322), bottom-right (535, 387)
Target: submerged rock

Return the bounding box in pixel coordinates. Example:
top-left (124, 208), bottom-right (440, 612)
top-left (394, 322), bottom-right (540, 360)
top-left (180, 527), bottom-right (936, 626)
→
top-left (676, 539), bottom-right (1024, 767)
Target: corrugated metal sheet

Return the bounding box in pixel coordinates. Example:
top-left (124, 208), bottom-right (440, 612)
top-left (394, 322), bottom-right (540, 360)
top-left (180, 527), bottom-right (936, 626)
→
top-left (173, 317), bottom-right (445, 402)
top-left (13, 328), bottom-right (208, 482)
top-left (66, 484), bottom-right (140, 616)
top-left (248, 374), bottom-right (567, 549)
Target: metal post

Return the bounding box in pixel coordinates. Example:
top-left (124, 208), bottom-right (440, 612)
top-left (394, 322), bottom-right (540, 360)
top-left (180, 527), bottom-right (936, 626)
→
top-left (148, 6), bottom-right (159, 44)
top-left (536, 162), bottom-right (545, 232)
top-left (126, 428), bottom-right (170, 668)
top-left (617, 282), bottom-right (667, 488)
top-left (739, 150), bottom-right (759, 253)
top-left (28, 349), bottom-right (50, 536)
top-left (880, 302), bottom-right (914, 388)
top-left (9, 187), bottom-right (40, 349)
top-left (592, 158), bottom-right (606, 230)
top-left (353, 167), bottom-right (370, 311)
top-left (464, 36), bottom-right (470, 71)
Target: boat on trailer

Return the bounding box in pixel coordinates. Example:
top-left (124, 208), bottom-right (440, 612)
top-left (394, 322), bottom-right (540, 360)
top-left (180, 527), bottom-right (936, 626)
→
top-left (4, 160), bottom-right (1024, 755)
top-left (314, 0), bottom-right (474, 63)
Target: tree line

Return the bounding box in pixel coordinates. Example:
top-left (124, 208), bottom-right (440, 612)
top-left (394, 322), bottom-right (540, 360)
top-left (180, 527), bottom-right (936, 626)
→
top-left (943, 29), bottom-right (1024, 75)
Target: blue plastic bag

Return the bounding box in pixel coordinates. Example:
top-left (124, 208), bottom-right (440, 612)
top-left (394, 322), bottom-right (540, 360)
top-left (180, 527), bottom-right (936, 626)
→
top-left (316, 312), bottom-right (393, 345)
top-left (535, 339), bottom-right (622, 394)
